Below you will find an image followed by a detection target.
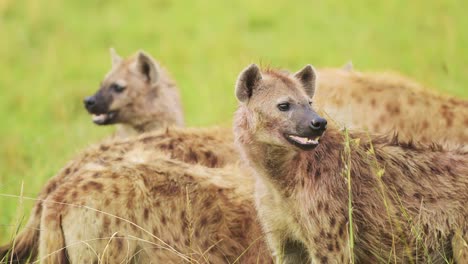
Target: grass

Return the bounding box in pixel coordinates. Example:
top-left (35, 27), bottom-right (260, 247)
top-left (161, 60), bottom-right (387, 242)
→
top-left (342, 128), bottom-right (355, 263)
top-left (1, 0), bottom-right (467, 246)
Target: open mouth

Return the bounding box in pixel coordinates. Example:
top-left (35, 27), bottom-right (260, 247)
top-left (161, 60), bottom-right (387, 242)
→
top-left (91, 111), bottom-right (118, 125)
top-left (285, 134), bottom-right (321, 150)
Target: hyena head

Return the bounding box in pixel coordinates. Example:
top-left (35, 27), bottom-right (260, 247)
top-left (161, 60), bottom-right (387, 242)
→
top-left (83, 48), bottom-right (184, 131)
top-left (235, 64), bottom-right (327, 151)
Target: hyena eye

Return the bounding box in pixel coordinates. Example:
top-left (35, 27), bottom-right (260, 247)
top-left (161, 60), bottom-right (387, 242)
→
top-left (308, 101), bottom-right (312, 106)
top-left (277, 102), bottom-right (290, 112)
top-left (111, 84), bottom-right (126, 93)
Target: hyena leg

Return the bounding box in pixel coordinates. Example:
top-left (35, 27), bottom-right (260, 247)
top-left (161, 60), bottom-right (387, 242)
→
top-left (39, 203), bottom-right (68, 264)
top-left (266, 231), bottom-right (309, 264)
top-left (279, 239), bottom-right (310, 264)
top-left (452, 228), bottom-right (468, 263)
top-left (65, 236), bottom-right (138, 264)
top-left (307, 241), bottom-right (351, 264)
top-left (62, 208), bottom-right (138, 264)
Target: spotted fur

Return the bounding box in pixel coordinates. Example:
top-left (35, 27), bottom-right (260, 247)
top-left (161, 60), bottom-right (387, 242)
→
top-left (38, 156), bottom-right (271, 263)
top-left (234, 64), bottom-right (468, 263)
top-left (317, 68), bottom-right (467, 144)
top-left (0, 127), bottom-right (237, 263)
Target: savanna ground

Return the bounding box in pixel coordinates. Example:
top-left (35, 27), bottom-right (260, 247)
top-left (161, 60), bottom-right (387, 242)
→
top-left (0, 0), bottom-right (467, 246)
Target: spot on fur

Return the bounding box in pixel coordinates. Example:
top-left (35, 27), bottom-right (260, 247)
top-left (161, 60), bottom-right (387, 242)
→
top-left (100, 145), bottom-right (110, 151)
top-left (144, 208), bottom-right (149, 220)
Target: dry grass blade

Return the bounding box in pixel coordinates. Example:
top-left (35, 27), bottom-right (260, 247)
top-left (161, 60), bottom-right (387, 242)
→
top-left (342, 128), bottom-right (355, 264)
top-left (0, 192), bottom-right (192, 262)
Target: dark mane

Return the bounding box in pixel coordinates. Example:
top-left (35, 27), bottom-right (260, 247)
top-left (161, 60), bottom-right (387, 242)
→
top-left (348, 129), bottom-right (466, 154)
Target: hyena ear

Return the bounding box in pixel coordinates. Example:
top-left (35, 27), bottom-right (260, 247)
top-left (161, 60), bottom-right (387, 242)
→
top-left (136, 51), bottom-right (160, 85)
top-left (235, 64), bottom-right (262, 103)
top-left (294, 64), bottom-right (317, 98)
top-left (342, 61), bottom-right (353, 71)
top-left (110, 47), bottom-right (122, 67)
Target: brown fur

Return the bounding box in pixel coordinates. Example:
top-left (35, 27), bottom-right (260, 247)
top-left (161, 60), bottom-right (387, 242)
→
top-left (85, 49), bottom-right (184, 137)
top-left (0, 127), bottom-right (236, 263)
top-left (91, 50), bottom-right (468, 144)
top-left (234, 64), bottom-right (468, 263)
top-left (38, 156), bottom-right (271, 263)
top-left (3, 59), bottom-right (467, 262)
top-left (316, 68), bottom-right (468, 144)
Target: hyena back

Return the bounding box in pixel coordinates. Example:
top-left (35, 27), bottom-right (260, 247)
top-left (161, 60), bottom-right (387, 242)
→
top-left (0, 127), bottom-right (237, 263)
top-left (39, 156), bottom-right (271, 264)
top-left (317, 67), bottom-right (468, 144)
top-left (234, 64), bottom-right (468, 263)
top-left (83, 48), bottom-right (184, 138)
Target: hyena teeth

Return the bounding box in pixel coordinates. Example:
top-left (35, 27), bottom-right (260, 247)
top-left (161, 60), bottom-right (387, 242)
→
top-left (289, 135), bottom-right (318, 145)
top-left (92, 114), bottom-right (108, 122)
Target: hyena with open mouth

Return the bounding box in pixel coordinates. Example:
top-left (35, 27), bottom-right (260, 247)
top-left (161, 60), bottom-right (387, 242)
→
top-left (233, 64), bottom-right (468, 263)
top-left (83, 48), bottom-right (184, 138)
top-left (2, 53), bottom-right (467, 263)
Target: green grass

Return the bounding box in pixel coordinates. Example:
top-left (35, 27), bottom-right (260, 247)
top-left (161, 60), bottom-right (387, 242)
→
top-left (1, 0), bottom-right (467, 242)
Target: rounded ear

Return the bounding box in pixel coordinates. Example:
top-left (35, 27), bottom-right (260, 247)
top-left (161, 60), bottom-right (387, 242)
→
top-left (235, 64), bottom-right (262, 103)
top-left (342, 61), bottom-right (354, 71)
top-left (110, 47), bottom-right (122, 67)
top-left (294, 64), bottom-right (317, 98)
top-left (136, 50), bottom-right (160, 85)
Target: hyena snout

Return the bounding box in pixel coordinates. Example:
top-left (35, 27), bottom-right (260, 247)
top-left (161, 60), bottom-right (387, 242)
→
top-left (83, 92), bottom-right (116, 125)
top-left (83, 92), bottom-right (110, 115)
top-left (310, 116), bottom-right (327, 133)
top-left (84, 96), bottom-right (96, 108)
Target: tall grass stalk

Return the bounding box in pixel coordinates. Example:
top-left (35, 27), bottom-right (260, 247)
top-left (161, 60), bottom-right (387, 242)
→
top-left (342, 128), bottom-right (355, 264)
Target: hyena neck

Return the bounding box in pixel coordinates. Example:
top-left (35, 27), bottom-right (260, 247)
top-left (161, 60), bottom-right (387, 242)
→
top-left (236, 120), bottom-right (345, 197)
top-left (115, 119), bottom-right (179, 138)
top-left (115, 124), bottom-right (144, 138)
top-left (113, 84), bottom-right (185, 138)
top-left (153, 76), bottom-right (185, 128)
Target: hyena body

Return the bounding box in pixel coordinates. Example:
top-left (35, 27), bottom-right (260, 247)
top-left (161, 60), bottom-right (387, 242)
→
top-left (233, 64), bottom-right (468, 263)
top-left (39, 157), bottom-right (272, 264)
top-left (83, 49), bottom-right (184, 138)
top-left (316, 68), bottom-right (468, 144)
top-left (0, 127), bottom-right (238, 263)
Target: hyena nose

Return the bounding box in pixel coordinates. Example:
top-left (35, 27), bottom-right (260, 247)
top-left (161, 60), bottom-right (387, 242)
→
top-left (310, 117), bottom-right (328, 131)
top-left (83, 96), bottom-right (96, 108)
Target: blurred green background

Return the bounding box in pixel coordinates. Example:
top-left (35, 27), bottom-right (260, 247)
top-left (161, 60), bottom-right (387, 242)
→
top-left (1, 0), bottom-right (467, 242)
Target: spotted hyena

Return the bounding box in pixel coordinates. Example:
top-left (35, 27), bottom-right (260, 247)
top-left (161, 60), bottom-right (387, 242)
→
top-left (316, 67), bottom-right (468, 144)
top-left (83, 48), bottom-right (184, 138)
top-left (0, 127), bottom-right (239, 263)
top-left (36, 155), bottom-right (272, 264)
top-left (3, 60), bottom-right (467, 262)
top-left (233, 64), bottom-right (468, 263)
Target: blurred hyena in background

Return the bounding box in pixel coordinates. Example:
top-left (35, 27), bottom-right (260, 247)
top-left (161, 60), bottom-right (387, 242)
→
top-left (83, 49), bottom-right (184, 138)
